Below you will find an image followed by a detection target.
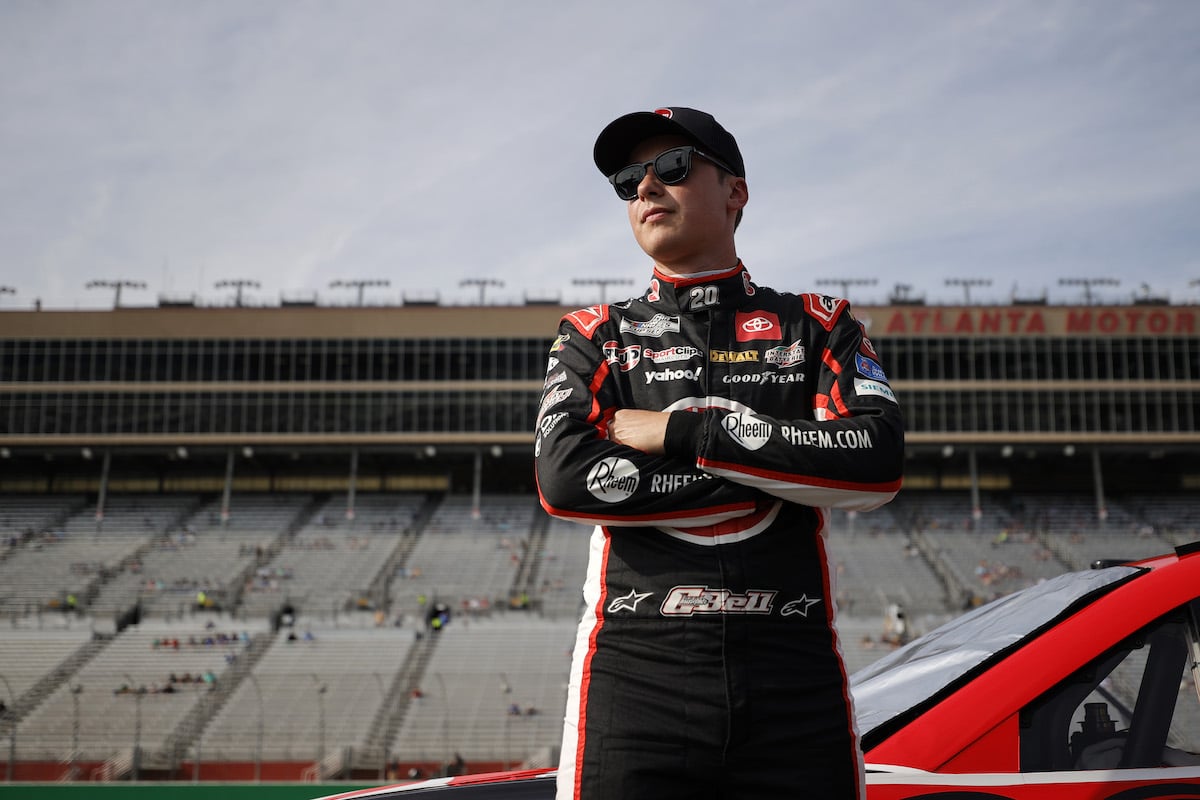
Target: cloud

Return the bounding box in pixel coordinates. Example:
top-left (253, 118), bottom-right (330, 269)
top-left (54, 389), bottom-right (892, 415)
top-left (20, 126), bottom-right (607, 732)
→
top-left (1, 0), bottom-right (1197, 309)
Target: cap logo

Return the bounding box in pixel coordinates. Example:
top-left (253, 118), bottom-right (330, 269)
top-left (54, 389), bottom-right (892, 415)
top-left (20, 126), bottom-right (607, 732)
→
top-left (654, 108), bottom-right (673, 119)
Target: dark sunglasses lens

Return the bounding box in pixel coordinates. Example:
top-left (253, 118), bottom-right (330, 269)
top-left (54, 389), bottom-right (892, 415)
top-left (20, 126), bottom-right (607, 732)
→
top-left (654, 148), bottom-right (691, 184)
top-left (612, 165), bottom-right (646, 200)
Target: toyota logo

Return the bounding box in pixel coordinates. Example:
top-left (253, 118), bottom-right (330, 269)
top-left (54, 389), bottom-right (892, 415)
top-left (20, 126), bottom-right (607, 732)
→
top-left (741, 316), bottom-right (774, 332)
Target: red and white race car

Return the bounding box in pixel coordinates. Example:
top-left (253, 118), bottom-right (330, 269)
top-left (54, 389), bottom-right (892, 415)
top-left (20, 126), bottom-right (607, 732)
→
top-left (319, 541), bottom-right (1200, 799)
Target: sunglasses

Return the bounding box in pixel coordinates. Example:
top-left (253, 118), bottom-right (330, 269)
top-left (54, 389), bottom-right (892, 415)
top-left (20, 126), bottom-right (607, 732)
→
top-left (608, 146), bottom-right (736, 201)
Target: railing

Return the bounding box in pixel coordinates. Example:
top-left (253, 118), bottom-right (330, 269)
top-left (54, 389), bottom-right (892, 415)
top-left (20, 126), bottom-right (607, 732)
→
top-left (301, 748), bottom-right (345, 782)
top-left (91, 748), bottom-right (133, 782)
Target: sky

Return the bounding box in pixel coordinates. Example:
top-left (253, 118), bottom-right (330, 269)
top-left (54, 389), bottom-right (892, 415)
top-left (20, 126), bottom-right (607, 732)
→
top-left (1, 0), bottom-right (1198, 311)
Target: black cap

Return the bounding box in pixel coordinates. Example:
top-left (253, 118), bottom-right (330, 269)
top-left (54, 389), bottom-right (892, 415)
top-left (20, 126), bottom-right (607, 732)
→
top-left (593, 107), bottom-right (745, 179)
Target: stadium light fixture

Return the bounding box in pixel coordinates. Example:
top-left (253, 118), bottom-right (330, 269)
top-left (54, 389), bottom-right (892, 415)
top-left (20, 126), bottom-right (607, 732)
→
top-left (572, 277), bottom-right (634, 305)
top-left (944, 278), bottom-right (993, 305)
top-left (86, 279), bottom-right (148, 309)
top-left (214, 279), bottom-right (261, 308)
top-left (815, 277), bottom-right (877, 302)
top-left (330, 279), bottom-right (391, 307)
top-left (1058, 277), bottom-right (1119, 306)
top-left (460, 278), bottom-right (505, 305)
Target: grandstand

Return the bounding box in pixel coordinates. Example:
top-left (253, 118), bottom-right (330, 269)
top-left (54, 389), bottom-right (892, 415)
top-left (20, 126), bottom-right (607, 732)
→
top-left (1, 487), bottom-right (1197, 782)
top-left (0, 296), bottom-right (1197, 782)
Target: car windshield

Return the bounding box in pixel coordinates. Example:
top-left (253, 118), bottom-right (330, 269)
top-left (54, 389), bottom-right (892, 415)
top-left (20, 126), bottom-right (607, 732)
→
top-left (849, 564), bottom-right (1141, 739)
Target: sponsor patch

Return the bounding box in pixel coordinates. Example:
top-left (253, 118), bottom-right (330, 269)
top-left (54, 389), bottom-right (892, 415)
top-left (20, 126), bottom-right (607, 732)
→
top-left (602, 341), bottom-right (641, 372)
top-left (857, 320), bottom-right (879, 358)
top-left (854, 353), bottom-right (889, 382)
top-left (543, 370), bottom-right (567, 389)
top-left (619, 313), bottom-right (680, 338)
top-left (537, 387), bottom-right (572, 421)
top-left (735, 310), bottom-right (781, 341)
top-left (780, 595), bottom-right (822, 617)
top-left (645, 366), bottom-right (703, 384)
top-left (764, 339), bottom-right (806, 368)
top-left (802, 294), bottom-right (848, 332)
top-left (644, 345), bottom-right (701, 364)
top-left (549, 334), bottom-right (569, 353)
top-left (710, 349), bottom-right (759, 363)
top-left (722, 413), bottom-right (772, 450)
top-left (780, 427), bottom-right (873, 448)
top-left (585, 457), bottom-right (640, 502)
top-left (650, 473), bottom-right (713, 493)
top-left (854, 378), bottom-right (898, 403)
top-left (533, 412), bottom-right (568, 457)
top-left (722, 372), bottom-right (804, 384)
top-left (661, 586), bottom-right (776, 616)
top-left (565, 306), bottom-right (608, 336)
top-left (607, 588), bottom-right (653, 613)
top-left (742, 271), bottom-right (756, 297)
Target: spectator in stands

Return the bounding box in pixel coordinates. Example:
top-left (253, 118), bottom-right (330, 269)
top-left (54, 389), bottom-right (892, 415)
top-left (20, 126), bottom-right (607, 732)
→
top-left (882, 603), bottom-right (909, 647)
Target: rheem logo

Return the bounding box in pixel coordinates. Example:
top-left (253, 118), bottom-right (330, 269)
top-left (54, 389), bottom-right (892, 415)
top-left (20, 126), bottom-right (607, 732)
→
top-left (586, 457), bottom-right (640, 503)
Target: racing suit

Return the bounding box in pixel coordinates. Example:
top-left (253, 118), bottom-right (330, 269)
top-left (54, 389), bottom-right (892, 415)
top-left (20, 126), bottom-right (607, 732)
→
top-left (535, 262), bottom-right (904, 800)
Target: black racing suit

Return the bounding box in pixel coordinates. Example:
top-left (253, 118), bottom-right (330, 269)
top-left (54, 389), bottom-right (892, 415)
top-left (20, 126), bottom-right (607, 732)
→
top-left (535, 262), bottom-right (904, 800)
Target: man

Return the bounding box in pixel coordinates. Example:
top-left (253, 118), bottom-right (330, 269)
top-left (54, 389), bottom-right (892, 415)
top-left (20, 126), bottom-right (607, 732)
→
top-left (535, 107), bottom-right (904, 799)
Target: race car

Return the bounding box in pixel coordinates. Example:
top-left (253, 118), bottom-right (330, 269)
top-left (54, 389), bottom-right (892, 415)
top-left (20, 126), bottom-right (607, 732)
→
top-left (317, 540), bottom-right (1200, 799)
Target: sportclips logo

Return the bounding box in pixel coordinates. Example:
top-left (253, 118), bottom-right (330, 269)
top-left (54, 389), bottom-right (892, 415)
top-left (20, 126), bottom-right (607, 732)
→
top-left (661, 586), bottom-right (776, 616)
top-left (586, 457), bottom-right (640, 503)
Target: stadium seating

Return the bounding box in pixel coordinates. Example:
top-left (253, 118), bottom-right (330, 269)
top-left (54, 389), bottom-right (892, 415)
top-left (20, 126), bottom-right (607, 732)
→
top-left (13, 618), bottom-right (266, 762)
top-left (238, 493), bottom-right (424, 620)
top-left (200, 626), bottom-right (416, 764)
top-left (388, 495), bottom-right (538, 622)
top-left (1, 488), bottom-right (1197, 776)
top-left (0, 494), bottom-right (197, 616)
top-left (391, 616), bottom-right (575, 765)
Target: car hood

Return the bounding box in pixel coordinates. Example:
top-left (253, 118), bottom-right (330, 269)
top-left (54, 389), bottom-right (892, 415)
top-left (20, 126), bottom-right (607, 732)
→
top-left (849, 564), bottom-right (1140, 742)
